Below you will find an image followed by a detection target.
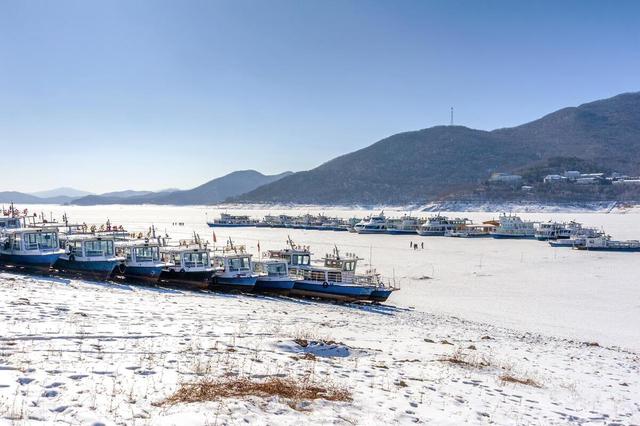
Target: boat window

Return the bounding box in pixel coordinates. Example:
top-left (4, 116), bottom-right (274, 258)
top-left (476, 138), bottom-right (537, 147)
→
top-left (183, 252), bottom-right (209, 268)
top-left (229, 256), bottom-right (250, 271)
top-left (12, 235), bottom-right (21, 250)
top-left (343, 261), bottom-right (355, 271)
top-left (84, 240), bottom-right (114, 257)
top-left (134, 246), bottom-right (159, 262)
top-left (292, 254), bottom-right (310, 265)
top-left (24, 232), bottom-right (58, 250)
top-left (266, 262), bottom-right (287, 276)
top-left (253, 263), bottom-right (265, 274)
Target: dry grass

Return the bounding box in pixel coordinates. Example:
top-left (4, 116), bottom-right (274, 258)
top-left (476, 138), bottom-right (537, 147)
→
top-left (439, 349), bottom-right (491, 369)
top-left (499, 374), bottom-right (542, 388)
top-left (158, 376), bottom-right (352, 407)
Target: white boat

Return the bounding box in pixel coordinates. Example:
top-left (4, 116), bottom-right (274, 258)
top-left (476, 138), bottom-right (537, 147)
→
top-left (417, 215), bottom-right (468, 236)
top-left (386, 216), bottom-right (420, 235)
top-left (160, 237), bottom-right (214, 289)
top-left (207, 213), bottom-right (258, 228)
top-left (354, 212), bottom-right (387, 234)
top-left (490, 214), bottom-right (536, 239)
top-left (574, 235), bottom-right (640, 252)
top-left (116, 239), bottom-right (172, 282)
top-left (211, 242), bottom-right (258, 291)
top-left (0, 227), bottom-right (64, 270)
top-left (56, 234), bottom-right (125, 280)
top-left (445, 222), bottom-right (496, 238)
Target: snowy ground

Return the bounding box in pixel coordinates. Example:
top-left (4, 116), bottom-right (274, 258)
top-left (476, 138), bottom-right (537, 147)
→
top-left (1, 272), bottom-right (638, 425)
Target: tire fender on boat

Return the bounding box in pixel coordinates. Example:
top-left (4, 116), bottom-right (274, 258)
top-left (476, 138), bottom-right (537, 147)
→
top-left (322, 281), bottom-right (329, 288)
top-left (117, 263), bottom-right (126, 274)
top-left (180, 268), bottom-right (186, 273)
top-left (69, 254), bottom-right (75, 262)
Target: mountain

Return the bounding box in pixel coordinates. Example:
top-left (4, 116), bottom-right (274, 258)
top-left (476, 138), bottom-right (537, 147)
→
top-left (0, 192), bottom-right (74, 204)
top-left (99, 190), bottom-right (155, 198)
top-left (71, 170), bottom-right (293, 205)
top-left (236, 92), bottom-right (640, 204)
top-left (31, 187), bottom-right (93, 198)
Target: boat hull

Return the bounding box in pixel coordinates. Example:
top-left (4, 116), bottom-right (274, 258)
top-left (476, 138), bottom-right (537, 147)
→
top-left (369, 288), bottom-right (394, 303)
top-left (491, 234), bottom-right (535, 239)
top-left (123, 265), bottom-right (164, 283)
top-left (253, 278), bottom-right (295, 295)
top-left (206, 222), bottom-right (255, 228)
top-left (159, 269), bottom-right (213, 289)
top-left (55, 258), bottom-right (121, 280)
top-left (290, 281), bottom-right (374, 302)
top-left (417, 231), bottom-right (446, 236)
top-left (576, 247), bottom-right (640, 252)
top-left (355, 230), bottom-right (387, 235)
top-left (0, 252), bottom-right (62, 269)
top-left (386, 230), bottom-right (418, 235)
top-left (210, 275), bottom-right (257, 292)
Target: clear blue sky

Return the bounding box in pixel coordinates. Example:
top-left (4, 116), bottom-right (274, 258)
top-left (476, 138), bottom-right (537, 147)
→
top-left (1, 0), bottom-right (638, 193)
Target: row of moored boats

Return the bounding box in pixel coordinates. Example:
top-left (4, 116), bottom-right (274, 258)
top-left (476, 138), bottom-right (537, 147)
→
top-left (209, 212), bottom-right (640, 251)
top-left (0, 209), bottom-right (398, 302)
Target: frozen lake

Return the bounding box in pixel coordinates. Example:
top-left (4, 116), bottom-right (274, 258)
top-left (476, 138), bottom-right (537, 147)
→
top-left (20, 204), bottom-right (640, 350)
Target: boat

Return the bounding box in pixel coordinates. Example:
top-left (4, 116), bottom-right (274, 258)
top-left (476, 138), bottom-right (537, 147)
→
top-left (0, 227), bottom-right (64, 270)
top-left (445, 222), bottom-right (496, 238)
top-left (252, 259), bottom-right (297, 295)
top-left (354, 212), bottom-right (388, 234)
top-left (352, 268), bottom-right (399, 303)
top-left (207, 213), bottom-right (258, 228)
top-left (417, 215), bottom-right (468, 236)
top-left (573, 235), bottom-right (640, 252)
top-left (268, 239), bottom-right (376, 302)
top-left (534, 222), bottom-right (565, 241)
top-left (160, 236), bottom-right (214, 289)
top-left (117, 238), bottom-right (172, 283)
top-left (548, 227), bottom-right (603, 247)
top-left (490, 214), bottom-right (536, 239)
top-left (210, 241), bottom-right (258, 291)
top-left (386, 215), bottom-right (420, 235)
top-left (55, 234), bottom-right (125, 280)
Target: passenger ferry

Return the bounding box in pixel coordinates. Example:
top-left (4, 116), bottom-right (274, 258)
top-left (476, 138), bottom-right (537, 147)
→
top-left (0, 227), bottom-right (64, 270)
top-left (56, 234), bottom-right (125, 280)
top-left (252, 259), bottom-right (297, 295)
top-left (573, 235), bottom-right (640, 252)
top-left (160, 238), bottom-right (214, 289)
top-left (210, 241), bottom-right (258, 291)
top-left (207, 213), bottom-right (258, 228)
top-left (117, 239), bottom-right (172, 282)
top-left (417, 215), bottom-right (468, 236)
top-left (548, 227), bottom-right (603, 247)
top-left (490, 214), bottom-right (536, 239)
top-left (445, 222), bottom-right (496, 238)
top-left (386, 215), bottom-right (420, 235)
top-left (353, 212), bottom-right (387, 234)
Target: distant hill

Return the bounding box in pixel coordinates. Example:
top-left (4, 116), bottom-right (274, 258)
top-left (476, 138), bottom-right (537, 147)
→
top-left (0, 191), bottom-right (79, 204)
top-left (71, 170), bottom-right (293, 205)
top-left (31, 187), bottom-right (93, 198)
top-left (236, 92), bottom-right (640, 204)
top-left (99, 190), bottom-right (156, 198)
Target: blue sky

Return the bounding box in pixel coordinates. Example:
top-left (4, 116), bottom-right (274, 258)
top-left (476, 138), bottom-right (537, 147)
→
top-left (1, 0), bottom-right (638, 193)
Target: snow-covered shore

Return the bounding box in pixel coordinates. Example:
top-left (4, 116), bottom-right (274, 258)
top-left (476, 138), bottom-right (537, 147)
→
top-left (1, 272), bottom-right (638, 425)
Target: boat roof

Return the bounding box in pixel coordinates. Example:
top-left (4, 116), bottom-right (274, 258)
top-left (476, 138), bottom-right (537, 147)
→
top-left (2, 227), bottom-right (59, 234)
top-left (63, 234), bottom-right (116, 242)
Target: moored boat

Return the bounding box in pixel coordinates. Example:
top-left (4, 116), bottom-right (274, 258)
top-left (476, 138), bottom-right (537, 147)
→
top-left (490, 214), bottom-right (536, 239)
top-left (354, 212), bottom-right (387, 234)
top-left (417, 215), bottom-right (468, 236)
top-left (0, 227), bottom-right (64, 270)
top-left (160, 236), bottom-right (214, 289)
top-left (386, 215), bottom-right (420, 235)
top-left (210, 241), bottom-right (258, 291)
top-left (252, 259), bottom-right (297, 295)
top-left (574, 235), bottom-right (640, 252)
top-left (207, 213), bottom-right (258, 228)
top-left (56, 234), bottom-right (125, 280)
top-left (117, 239), bottom-right (171, 283)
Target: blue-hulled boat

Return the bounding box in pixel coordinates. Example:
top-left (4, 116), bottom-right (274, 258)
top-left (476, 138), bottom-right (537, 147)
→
top-left (210, 241), bottom-right (258, 292)
top-left (117, 239), bottom-right (172, 283)
top-left (252, 259), bottom-right (297, 295)
top-left (0, 227), bottom-right (64, 270)
top-left (160, 237), bottom-right (214, 289)
top-left (269, 240), bottom-right (377, 302)
top-left (55, 234), bottom-right (125, 280)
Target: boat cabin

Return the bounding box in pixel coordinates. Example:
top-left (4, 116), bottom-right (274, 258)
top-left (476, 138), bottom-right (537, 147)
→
top-left (253, 260), bottom-right (289, 278)
top-left (164, 247), bottom-right (211, 270)
top-left (2, 228), bottom-right (60, 253)
top-left (62, 235), bottom-right (117, 260)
